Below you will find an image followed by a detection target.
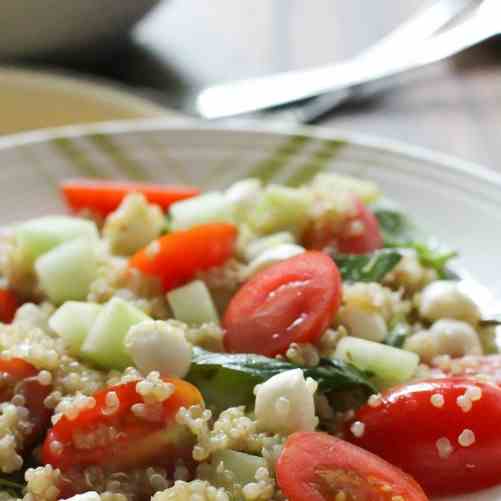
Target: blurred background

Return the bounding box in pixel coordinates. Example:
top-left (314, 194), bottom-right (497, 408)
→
top-left (1, 0), bottom-right (500, 168)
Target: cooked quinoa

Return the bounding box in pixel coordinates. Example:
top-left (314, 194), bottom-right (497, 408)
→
top-left (0, 174), bottom-right (495, 501)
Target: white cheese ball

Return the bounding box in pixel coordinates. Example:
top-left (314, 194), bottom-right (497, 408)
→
top-left (419, 281), bottom-right (480, 325)
top-left (125, 320), bottom-right (192, 378)
top-left (103, 193), bottom-right (164, 256)
top-left (225, 177), bottom-right (262, 214)
top-left (404, 319), bottom-right (482, 363)
top-left (338, 305), bottom-right (388, 342)
top-left (254, 369), bottom-right (318, 435)
top-left (245, 243), bottom-right (305, 277)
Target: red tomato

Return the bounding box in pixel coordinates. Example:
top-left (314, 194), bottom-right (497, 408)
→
top-left (0, 288), bottom-right (18, 324)
top-left (61, 179), bottom-right (200, 216)
top-left (223, 252), bottom-right (342, 357)
top-left (348, 377), bottom-right (501, 496)
top-left (129, 223), bottom-right (237, 291)
top-left (277, 432), bottom-right (428, 501)
top-left (304, 198), bottom-right (382, 254)
top-left (0, 358), bottom-right (52, 449)
top-left (42, 378), bottom-right (202, 474)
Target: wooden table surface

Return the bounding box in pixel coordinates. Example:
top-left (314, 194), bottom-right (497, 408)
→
top-left (73, 0), bottom-right (501, 171)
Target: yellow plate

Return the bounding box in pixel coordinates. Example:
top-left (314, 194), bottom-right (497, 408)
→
top-left (0, 67), bottom-right (169, 135)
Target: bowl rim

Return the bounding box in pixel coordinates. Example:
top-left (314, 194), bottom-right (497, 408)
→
top-left (0, 116), bottom-right (500, 190)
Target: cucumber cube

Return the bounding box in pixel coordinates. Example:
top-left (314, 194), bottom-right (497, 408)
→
top-left (81, 297), bottom-right (150, 369)
top-left (35, 238), bottom-right (100, 304)
top-left (16, 216), bottom-right (98, 268)
top-left (207, 450), bottom-right (267, 488)
top-left (311, 173), bottom-right (381, 204)
top-left (335, 336), bottom-right (419, 385)
top-left (167, 280), bottom-right (219, 325)
top-left (249, 186), bottom-right (312, 236)
top-left (170, 192), bottom-right (234, 231)
top-left (49, 302), bottom-right (102, 356)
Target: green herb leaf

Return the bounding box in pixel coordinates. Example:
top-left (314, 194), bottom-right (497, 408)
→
top-left (384, 321), bottom-right (411, 348)
top-left (331, 249), bottom-right (402, 283)
top-left (374, 208), bottom-right (457, 276)
top-left (0, 475), bottom-right (25, 496)
top-left (187, 348), bottom-right (376, 413)
top-left (303, 358), bottom-right (377, 393)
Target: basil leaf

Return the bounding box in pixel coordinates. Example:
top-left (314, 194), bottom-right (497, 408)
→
top-left (374, 208), bottom-right (457, 276)
top-left (303, 358), bottom-right (377, 393)
top-left (384, 322), bottom-right (411, 348)
top-left (0, 476), bottom-right (25, 496)
top-left (331, 249), bottom-right (402, 283)
top-left (188, 348), bottom-right (376, 413)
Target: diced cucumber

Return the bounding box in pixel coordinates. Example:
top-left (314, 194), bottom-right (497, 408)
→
top-left (170, 192), bottom-right (234, 231)
top-left (167, 280), bottom-right (219, 325)
top-left (335, 336), bottom-right (419, 385)
top-left (245, 231), bottom-right (296, 262)
top-left (35, 238), bottom-right (100, 304)
top-left (246, 244), bottom-right (305, 277)
top-left (248, 185), bottom-right (312, 236)
top-left (208, 450), bottom-right (267, 488)
top-left (49, 302), bottom-right (102, 356)
top-left (311, 173), bottom-right (381, 204)
top-left (15, 216), bottom-right (98, 268)
top-left (81, 297), bottom-right (150, 370)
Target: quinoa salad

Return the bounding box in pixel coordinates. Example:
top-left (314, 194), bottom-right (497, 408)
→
top-left (0, 175), bottom-right (499, 501)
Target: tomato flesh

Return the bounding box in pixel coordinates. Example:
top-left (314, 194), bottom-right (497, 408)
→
top-left (61, 179), bottom-right (200, 216)
top-left (0, 358), bottom-right (52, 449)
top-left (42, 378), bottom-right (202, 474)
top-left (304, 198), bottom-right (383, 254)
top-left (0, 288), bottom-right (18, 324)
top-left (223, 252), bottom-right (342, 357)
top-left (277, 432), bottom-right (428, 501)
top-left (129, 223), bottom-right (237, 291)
top-left (348, 377), bottom-right (501, 496)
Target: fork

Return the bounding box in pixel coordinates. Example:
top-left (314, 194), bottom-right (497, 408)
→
top-left (196, 0), bottom-right (490, 121)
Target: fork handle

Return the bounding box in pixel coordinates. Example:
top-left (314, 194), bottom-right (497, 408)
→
top-left (198, 8), bottom-right (495, 120)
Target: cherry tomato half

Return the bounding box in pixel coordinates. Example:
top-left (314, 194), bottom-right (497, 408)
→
top-left (0, 288), bottom-right (18, 324)
top-left (223, 252), bottom-right (342, 357)
top-left (348, 377), bottom-right (501, 497)
top-left (304, 198), bottom-right (383, 255)
top-left (43, 378), bottom-right (203, 474)
top-left (129, 223), bottom-right (237, 291)
top-left (0, 358), bottom-right (52, 449)
top-left (277, 432), bottom-right (428, 501)
top-left (61, 179), bottom-right (200, 216)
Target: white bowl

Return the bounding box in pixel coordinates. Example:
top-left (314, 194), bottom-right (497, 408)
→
top-left (0, 119), bottom-right (500, 307)
top-left (0, 0), bottom-right (160, 59)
